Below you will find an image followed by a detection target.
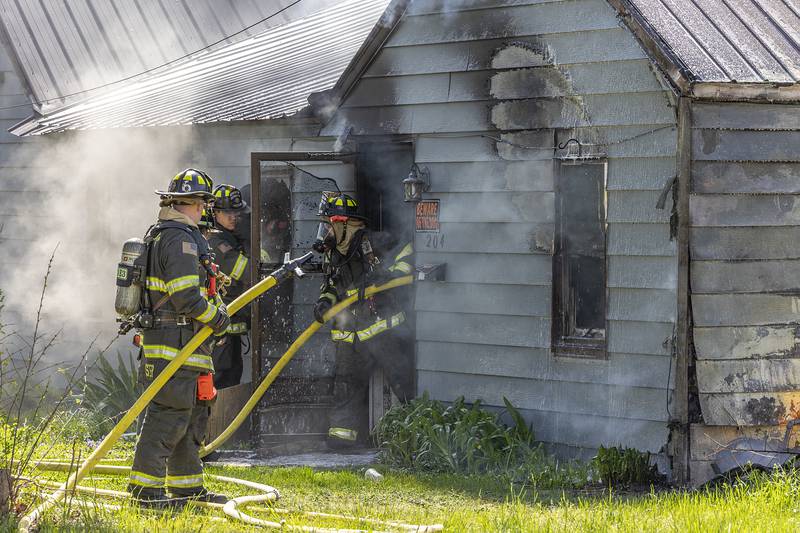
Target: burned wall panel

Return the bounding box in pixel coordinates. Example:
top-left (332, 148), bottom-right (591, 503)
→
top-left (689, 100), bottom-right (800, 483)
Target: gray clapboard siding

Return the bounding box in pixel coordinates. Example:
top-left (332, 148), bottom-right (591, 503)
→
top-left (492, 93), bottom-right (675, 130)
top-left (696, 359), bottom-right (800, 394)
top-left (607, 223), bottom-right (676, 257)
top-left (692, 161), bottom-right (800, 194)
top-left (607, 256), bottom-right (677, 289)
top-left (423, 161), bottom-right (554, 192)
top-left (608, 288), bottom-right (677, 323)
top-left (415, 311), bottom-right (550, 348)
top-left (607, 157), bottom-right (676, 191)
top-left (417, 370), bottom-right (670, 421)
top-left (693, 294), bottom-right (800, 327)
top-left (368, 29), bottom-right (647, 77)
top-left (608, 190), bottom-right (671, 223)
top-left (344, 72), bottom-right (487, 107)
top-left (692, 259), bottom-right (800, 294)
top-left (692, 130), bottom-right (800, 162)
top-left (326, 101), bottom-right (491, 136)
top-left (690, 194), bottom-right (800, 227)
top-left (608, 320), bottom-right (673, 356)
top-left (416, 341), bottom-right (672, 388)
top-left (386, 0), bottom-right (619, 47)
top-left (415, 133), bottom-right (500, 162)
top-left (490, 60), bottom-right (662, 100)
top-left (549, 125), bottom-right (677, 158)
top-left (694, 325), bottom-right (800, 360)
top-left (699, 391), bottom-right (800, 426)
top-left (414, 282), bottom-right (550, 316)
top-left (434, 191), bottom-right (554, 223)
top-left (543, 412), bottom-right (668, 452)
top-left (690, 226), bottom-right (800, 260)
top-left (415, 252), bottom-right (552, 285)
top-left (413, 221), bottom-right (553, 254)
top-left (692, 103), bottom-right (800, 130)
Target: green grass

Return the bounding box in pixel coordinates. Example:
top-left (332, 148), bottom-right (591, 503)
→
top-left (6, 461), bottom-right (800, 532)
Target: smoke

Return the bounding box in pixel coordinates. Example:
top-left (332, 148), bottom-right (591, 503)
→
top-left (0, 126), bottom-right (195, 367)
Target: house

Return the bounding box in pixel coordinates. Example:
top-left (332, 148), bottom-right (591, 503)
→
top-left (2, 0), bottom-right (799, 485)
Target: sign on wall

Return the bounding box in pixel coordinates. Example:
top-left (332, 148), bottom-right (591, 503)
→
top-left (415, 199), bottom-right (440, 233)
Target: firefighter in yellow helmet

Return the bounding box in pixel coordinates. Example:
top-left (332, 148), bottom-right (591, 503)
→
top-left (207, 184), bottom-right (251, 388)
top-left (127, 169), bottom-right (230, 508)
top-left (313, 193), bottom-right (414, 446)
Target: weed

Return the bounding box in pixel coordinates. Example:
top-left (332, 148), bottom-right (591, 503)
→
top-left (590, 445), bottom-right (663, 487)
top-left (81, 350), bottom-right (140, 436)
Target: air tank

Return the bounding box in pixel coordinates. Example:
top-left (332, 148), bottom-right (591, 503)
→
top-left (115, 238), bottom-right (147, 318)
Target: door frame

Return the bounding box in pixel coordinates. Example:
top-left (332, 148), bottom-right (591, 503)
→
top-left (248, 151), bottom-right (355, 385)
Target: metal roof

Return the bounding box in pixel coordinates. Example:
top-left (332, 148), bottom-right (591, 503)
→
top-left (0, 0), bottom-right (340, 111)
top-left (625, 0), bottom-right (800, 86)
top-left (11, 0), bottom-right (391, 136)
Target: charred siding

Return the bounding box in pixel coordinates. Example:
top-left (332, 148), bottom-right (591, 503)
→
top-left (690, 102), bottom-right (800, 429)
top-left (324, 0), bottom-right (679, 457)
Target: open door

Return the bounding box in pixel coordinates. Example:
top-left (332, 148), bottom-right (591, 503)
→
top-left (248, 146), bottom-right (416, 452)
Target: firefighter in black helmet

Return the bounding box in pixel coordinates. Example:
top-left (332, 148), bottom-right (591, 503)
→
top-left (207, 184), bottom-right (251, 388)
top-left (128, 169), bottom-right (230, 508)
top-left (313, 193), bottom-right (414, 446)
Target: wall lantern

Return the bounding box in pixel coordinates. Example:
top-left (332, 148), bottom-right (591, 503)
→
top-left (403, 163), bottom-right (430, 203)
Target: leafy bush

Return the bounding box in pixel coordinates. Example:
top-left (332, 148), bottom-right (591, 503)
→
top-left (591, 446), bottom-right (663, 487)
top-left (374, 394), bottom-right (533, 474)
top-left (374, 394), bottom-right (589, 489)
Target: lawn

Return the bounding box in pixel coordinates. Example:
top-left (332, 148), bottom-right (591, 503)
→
top-left (4, 459), bottom-right (800, 532)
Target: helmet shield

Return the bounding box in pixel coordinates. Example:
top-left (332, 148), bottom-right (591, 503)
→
top-left (155, 168), bottom-right (215, 201)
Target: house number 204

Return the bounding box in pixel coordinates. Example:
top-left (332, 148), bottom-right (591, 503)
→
top-left (425, 234), bottom-right (445, 249)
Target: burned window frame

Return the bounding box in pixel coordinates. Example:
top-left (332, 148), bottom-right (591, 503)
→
top-left (551, 158), bottom-right (608, 359)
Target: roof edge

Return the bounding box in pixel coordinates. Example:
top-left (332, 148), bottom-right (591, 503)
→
top-left (308, 0), bottom-right (409, 124)
top-left (607, 0), bottom-right (692, 98)
top-left (692, 82), bottom-right (800, 103)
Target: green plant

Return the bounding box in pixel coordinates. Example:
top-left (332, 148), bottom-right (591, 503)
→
top-left (82, 350), bottom-right (140, 435)
top-left (375, 394), bottom-right (536, 475)
top-left (590, 445), bottom-right (663, 487)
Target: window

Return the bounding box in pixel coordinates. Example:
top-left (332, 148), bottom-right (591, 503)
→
top-left (552, 160), bottom-right (608, 358)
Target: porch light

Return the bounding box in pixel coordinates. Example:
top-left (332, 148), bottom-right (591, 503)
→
top-left (403, 164), bottom-right (430, 203)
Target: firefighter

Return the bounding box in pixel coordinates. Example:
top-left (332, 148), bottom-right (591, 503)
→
top-left (128, 169), bottom-right (230, 508)
top-left (313, 193), bottom-right (415, 446)
top-left (208, 184), bottom-right (251, 388)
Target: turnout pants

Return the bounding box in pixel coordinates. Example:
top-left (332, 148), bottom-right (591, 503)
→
top-left (128, 372), bottom-right (210, 498)
top-left (212, 334), bottom-right (243, 389)
top-left (329, 323), bottom-right (414, 442)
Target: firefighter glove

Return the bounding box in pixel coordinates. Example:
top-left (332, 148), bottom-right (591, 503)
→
top-left (208, 306), bottom-right (231, 335)
top-left (313, 299), bottom-right (332, 324)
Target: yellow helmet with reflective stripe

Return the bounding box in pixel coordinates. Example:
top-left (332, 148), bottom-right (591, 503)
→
top-left (155, 169), bottom-right (214, 201)
top-left (213, 184), bottom-right (249, 212)
top-left (323, 193), bottom-right (365, 219)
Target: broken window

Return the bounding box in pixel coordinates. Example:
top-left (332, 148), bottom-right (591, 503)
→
top-left (552, 160), bottom-right (608, 359)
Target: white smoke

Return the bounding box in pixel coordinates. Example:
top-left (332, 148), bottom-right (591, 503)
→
top-left (0, 126), bottom-right (195, 367)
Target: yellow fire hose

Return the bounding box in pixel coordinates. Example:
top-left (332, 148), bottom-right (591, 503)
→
top-left (19, 267), bottom-right (434, 531)
top-left (200, 274), bottom-right (414, 456)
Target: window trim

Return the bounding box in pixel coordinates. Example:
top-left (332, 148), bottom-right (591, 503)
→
top-left (551, 158), bottom-right (609, 360)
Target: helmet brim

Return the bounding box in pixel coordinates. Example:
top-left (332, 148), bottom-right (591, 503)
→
top-left (154, 189), bottom-right (214, 201)
top-left (215, 201), bottom-right (251, 214)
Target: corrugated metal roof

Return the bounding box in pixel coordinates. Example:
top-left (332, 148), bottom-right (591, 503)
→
top-left (12, 0), bottom-right (391, 136)
top-left (627, 0), bottom-right (800, 84)
top-left (0, 0), bottom-right (340, 109)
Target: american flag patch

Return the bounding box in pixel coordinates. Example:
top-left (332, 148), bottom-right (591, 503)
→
top-left (182, 241), bottom-right (198, 256)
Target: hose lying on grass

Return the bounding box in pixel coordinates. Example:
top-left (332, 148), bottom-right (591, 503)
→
top-left (20, 268), bottom-right (440, 531)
